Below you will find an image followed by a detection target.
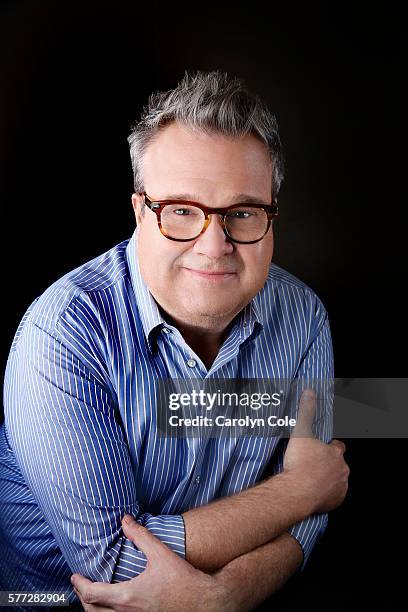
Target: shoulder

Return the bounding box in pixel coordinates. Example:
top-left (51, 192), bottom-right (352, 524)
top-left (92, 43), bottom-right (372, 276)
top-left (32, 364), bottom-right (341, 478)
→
top-left (21, 237), bottom-right (131, 335)
top-left (257, 262), bottom-right (328, 326)
top-left (267, 262), bottom-right (319, 293)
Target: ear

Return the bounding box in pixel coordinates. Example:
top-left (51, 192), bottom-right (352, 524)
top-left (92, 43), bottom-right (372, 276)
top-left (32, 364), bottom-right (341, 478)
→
top-left (131, 193), bottom-right (144, 226)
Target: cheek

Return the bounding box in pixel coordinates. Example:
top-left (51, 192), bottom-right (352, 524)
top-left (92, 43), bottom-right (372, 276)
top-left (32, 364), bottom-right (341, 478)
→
top-left (241, 242), bottom-right (273, 279)
top-left (245, 261), bottom-right (269, 288)
top-left (257, 238), bottom-right (274, 272)
top-left (142, 244), bottom-right (191, 285)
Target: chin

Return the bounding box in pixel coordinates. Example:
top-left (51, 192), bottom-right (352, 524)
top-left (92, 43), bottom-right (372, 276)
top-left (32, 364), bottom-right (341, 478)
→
top-left (189, 304), bottom-right (238, 320)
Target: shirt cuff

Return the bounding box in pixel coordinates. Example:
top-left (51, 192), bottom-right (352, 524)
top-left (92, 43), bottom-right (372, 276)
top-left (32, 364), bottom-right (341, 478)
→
top-left (139, 512), bottom-right (186, 559)
top-left (112, 513), bottom-right (186, 582)
top-left (287, 513), bottom-right (328, 572)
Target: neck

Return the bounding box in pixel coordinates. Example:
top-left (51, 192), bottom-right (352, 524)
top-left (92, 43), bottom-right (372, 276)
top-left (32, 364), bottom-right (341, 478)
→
top-left (180, 329), bottom-right (225, 370)
top-left (159, 308), bottom-right (236, 369)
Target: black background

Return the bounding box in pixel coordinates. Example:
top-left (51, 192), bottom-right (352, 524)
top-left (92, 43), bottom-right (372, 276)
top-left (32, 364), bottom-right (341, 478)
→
top-left (0, 1), bottom-right (406, 609)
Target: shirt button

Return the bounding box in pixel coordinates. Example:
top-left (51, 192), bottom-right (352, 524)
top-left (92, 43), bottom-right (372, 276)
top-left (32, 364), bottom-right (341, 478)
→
top-left (187, 359), bottom-right (197, 368)
top-left (162, 327), bottom-right (170, 334)
top-left (194, 475), bottom-right (201, 485)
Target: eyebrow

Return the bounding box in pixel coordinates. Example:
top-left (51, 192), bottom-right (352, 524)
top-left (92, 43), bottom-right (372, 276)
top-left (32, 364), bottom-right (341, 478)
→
top-left (162, 193), bottom-right (271, 205)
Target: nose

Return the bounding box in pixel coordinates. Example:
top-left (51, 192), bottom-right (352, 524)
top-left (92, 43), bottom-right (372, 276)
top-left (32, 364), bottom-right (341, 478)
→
top-left (192, 214), bottom-right (234, 258)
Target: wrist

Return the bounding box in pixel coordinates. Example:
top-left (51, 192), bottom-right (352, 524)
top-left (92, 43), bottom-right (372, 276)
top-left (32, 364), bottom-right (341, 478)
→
top-left (211, 567), bottom-right (245, 612)
top-left (267, 470), bottom-right (317, 518)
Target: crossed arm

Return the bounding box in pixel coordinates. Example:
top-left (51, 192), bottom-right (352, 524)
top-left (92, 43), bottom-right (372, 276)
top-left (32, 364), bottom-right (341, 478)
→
top-left (72, 393), bottom-right (345, 611)
top-left (184, 470), bottom-right (307, 571)
top-left (70, 472), bottom-right (309, 611)
top-left (5, 302), bottom-right (335, 608)
top-left (71, 508), bottom-right (304, 612)
top-left (181, 471), bottom-right (308, 609)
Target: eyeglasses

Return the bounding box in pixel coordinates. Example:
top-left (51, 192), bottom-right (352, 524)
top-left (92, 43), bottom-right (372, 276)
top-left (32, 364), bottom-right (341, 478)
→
top-left (141, 192), bottom-right (278, 244)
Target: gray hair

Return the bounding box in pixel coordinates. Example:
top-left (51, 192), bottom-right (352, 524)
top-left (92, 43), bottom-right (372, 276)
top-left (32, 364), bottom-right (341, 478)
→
top-left (127, 70), bottom-right (285, 205)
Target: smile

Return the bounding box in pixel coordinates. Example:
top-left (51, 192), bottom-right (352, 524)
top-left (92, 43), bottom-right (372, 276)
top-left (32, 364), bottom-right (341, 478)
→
top-left (183, 268), bottom-right (237, 280)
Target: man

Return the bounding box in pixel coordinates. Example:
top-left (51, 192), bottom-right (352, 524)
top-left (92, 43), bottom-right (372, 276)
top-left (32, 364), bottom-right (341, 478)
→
top-left (0, 70), bottom-right (349, 610)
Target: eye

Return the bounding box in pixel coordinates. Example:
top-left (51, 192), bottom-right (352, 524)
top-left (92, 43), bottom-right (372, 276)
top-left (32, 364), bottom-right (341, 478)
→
top-left (229, 211), bottom-right (252, 218)
top-left (172, 207), bottom-right (201, 216)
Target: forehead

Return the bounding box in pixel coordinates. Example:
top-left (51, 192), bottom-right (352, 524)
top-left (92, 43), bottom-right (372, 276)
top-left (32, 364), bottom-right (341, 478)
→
top-left (142, 122), bottom-right (273, 197)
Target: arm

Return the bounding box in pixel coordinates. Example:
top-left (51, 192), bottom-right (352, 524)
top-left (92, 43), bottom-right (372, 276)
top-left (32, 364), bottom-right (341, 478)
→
top-left (4, 304), bottom-right (316, 586)
top-left (4, 318), bottom-right (327, 578)
top-left (71, 302), bottom-right (348, 610)
top-left (190, 307), bottom-right (335, 586)
top-left (269, 307), bottom-right (335, 571)
top-left (182, 470), bottom-right (313, 572)
top-left (6, 293), bottom-right (335, 587)
top-left (214, 531), bottom-right (304, 611)
top-left (71, 514), bottom-right (303, 612)
top-left (183, 308), bottom-right (335, 573)
top-left (71, 392), bottom-right (348, 610)
top-left (182, 306), bottom-right (337, 609)
top-left (5, 315), bottom-right (186, 585)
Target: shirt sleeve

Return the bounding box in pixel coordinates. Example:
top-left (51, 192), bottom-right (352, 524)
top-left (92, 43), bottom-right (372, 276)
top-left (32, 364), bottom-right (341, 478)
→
top-left (271, 299), bottom-right (334, 572)
top-left (4, 313), bottom-right (186, 585)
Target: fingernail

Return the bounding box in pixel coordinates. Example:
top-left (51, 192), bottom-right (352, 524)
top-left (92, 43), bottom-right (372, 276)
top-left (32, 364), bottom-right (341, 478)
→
top-left (70, 576), bottom-right (76, 586)
top-left (302, 389), bottom-right (316, 399)
top-left (122, 514), bottom-right (132, 524)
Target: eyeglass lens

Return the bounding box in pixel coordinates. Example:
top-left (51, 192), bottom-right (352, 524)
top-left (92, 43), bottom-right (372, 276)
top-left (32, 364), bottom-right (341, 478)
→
top-left (160, 204), bottom-right (269, 242)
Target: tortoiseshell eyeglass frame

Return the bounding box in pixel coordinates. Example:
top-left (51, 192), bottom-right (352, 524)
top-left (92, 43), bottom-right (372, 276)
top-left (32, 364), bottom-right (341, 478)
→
top-left (141, 192), bottom-right (279, 244)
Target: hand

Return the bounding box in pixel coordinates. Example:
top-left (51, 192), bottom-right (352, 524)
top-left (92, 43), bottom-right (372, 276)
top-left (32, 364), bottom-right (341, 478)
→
top-left (283, 389), bottom-right (350, 513)
top-left (71, 515), bottom-right (227, 612)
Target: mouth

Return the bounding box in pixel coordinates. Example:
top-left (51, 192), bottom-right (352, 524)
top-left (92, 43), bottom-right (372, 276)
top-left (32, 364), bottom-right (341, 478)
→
top-left (182, 267), bottom-right (237, 280)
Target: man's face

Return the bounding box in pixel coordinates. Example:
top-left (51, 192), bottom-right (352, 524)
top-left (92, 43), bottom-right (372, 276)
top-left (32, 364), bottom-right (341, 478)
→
top-left (131, 122), bottom-right (274, 333)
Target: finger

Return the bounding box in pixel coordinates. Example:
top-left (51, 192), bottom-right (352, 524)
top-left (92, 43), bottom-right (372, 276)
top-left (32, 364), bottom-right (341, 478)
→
top-left (71, 574), bottom-right (127, 609)
top-left (331, 439), bottom-right (346, 454)
top-left (122, 515), bottom-right (169, 562)
top-left (292, 389), bottom-right (316, 438)
top-left (74, 586), bottom-right (115, 612)
top-left (71, 573), bottom-right (93, 594)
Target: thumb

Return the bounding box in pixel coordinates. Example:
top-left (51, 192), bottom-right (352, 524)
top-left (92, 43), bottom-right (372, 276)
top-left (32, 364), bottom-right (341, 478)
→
top-left (292, 389), bottom-right (316, 438)
top-left (121, 515), bottom-right (168, 561)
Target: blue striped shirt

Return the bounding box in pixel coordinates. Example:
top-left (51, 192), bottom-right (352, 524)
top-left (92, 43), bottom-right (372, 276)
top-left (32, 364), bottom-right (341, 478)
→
top-left (0, 229), bottom-right (333, 604)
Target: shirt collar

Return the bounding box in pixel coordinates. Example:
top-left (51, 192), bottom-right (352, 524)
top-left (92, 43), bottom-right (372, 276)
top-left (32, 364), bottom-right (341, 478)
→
top-left (125, 229), bottom-right (264, 353)
top-left (125, 230), bottom-right (166, 352)
top-left (235, 297), bottom-right (264, 346)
